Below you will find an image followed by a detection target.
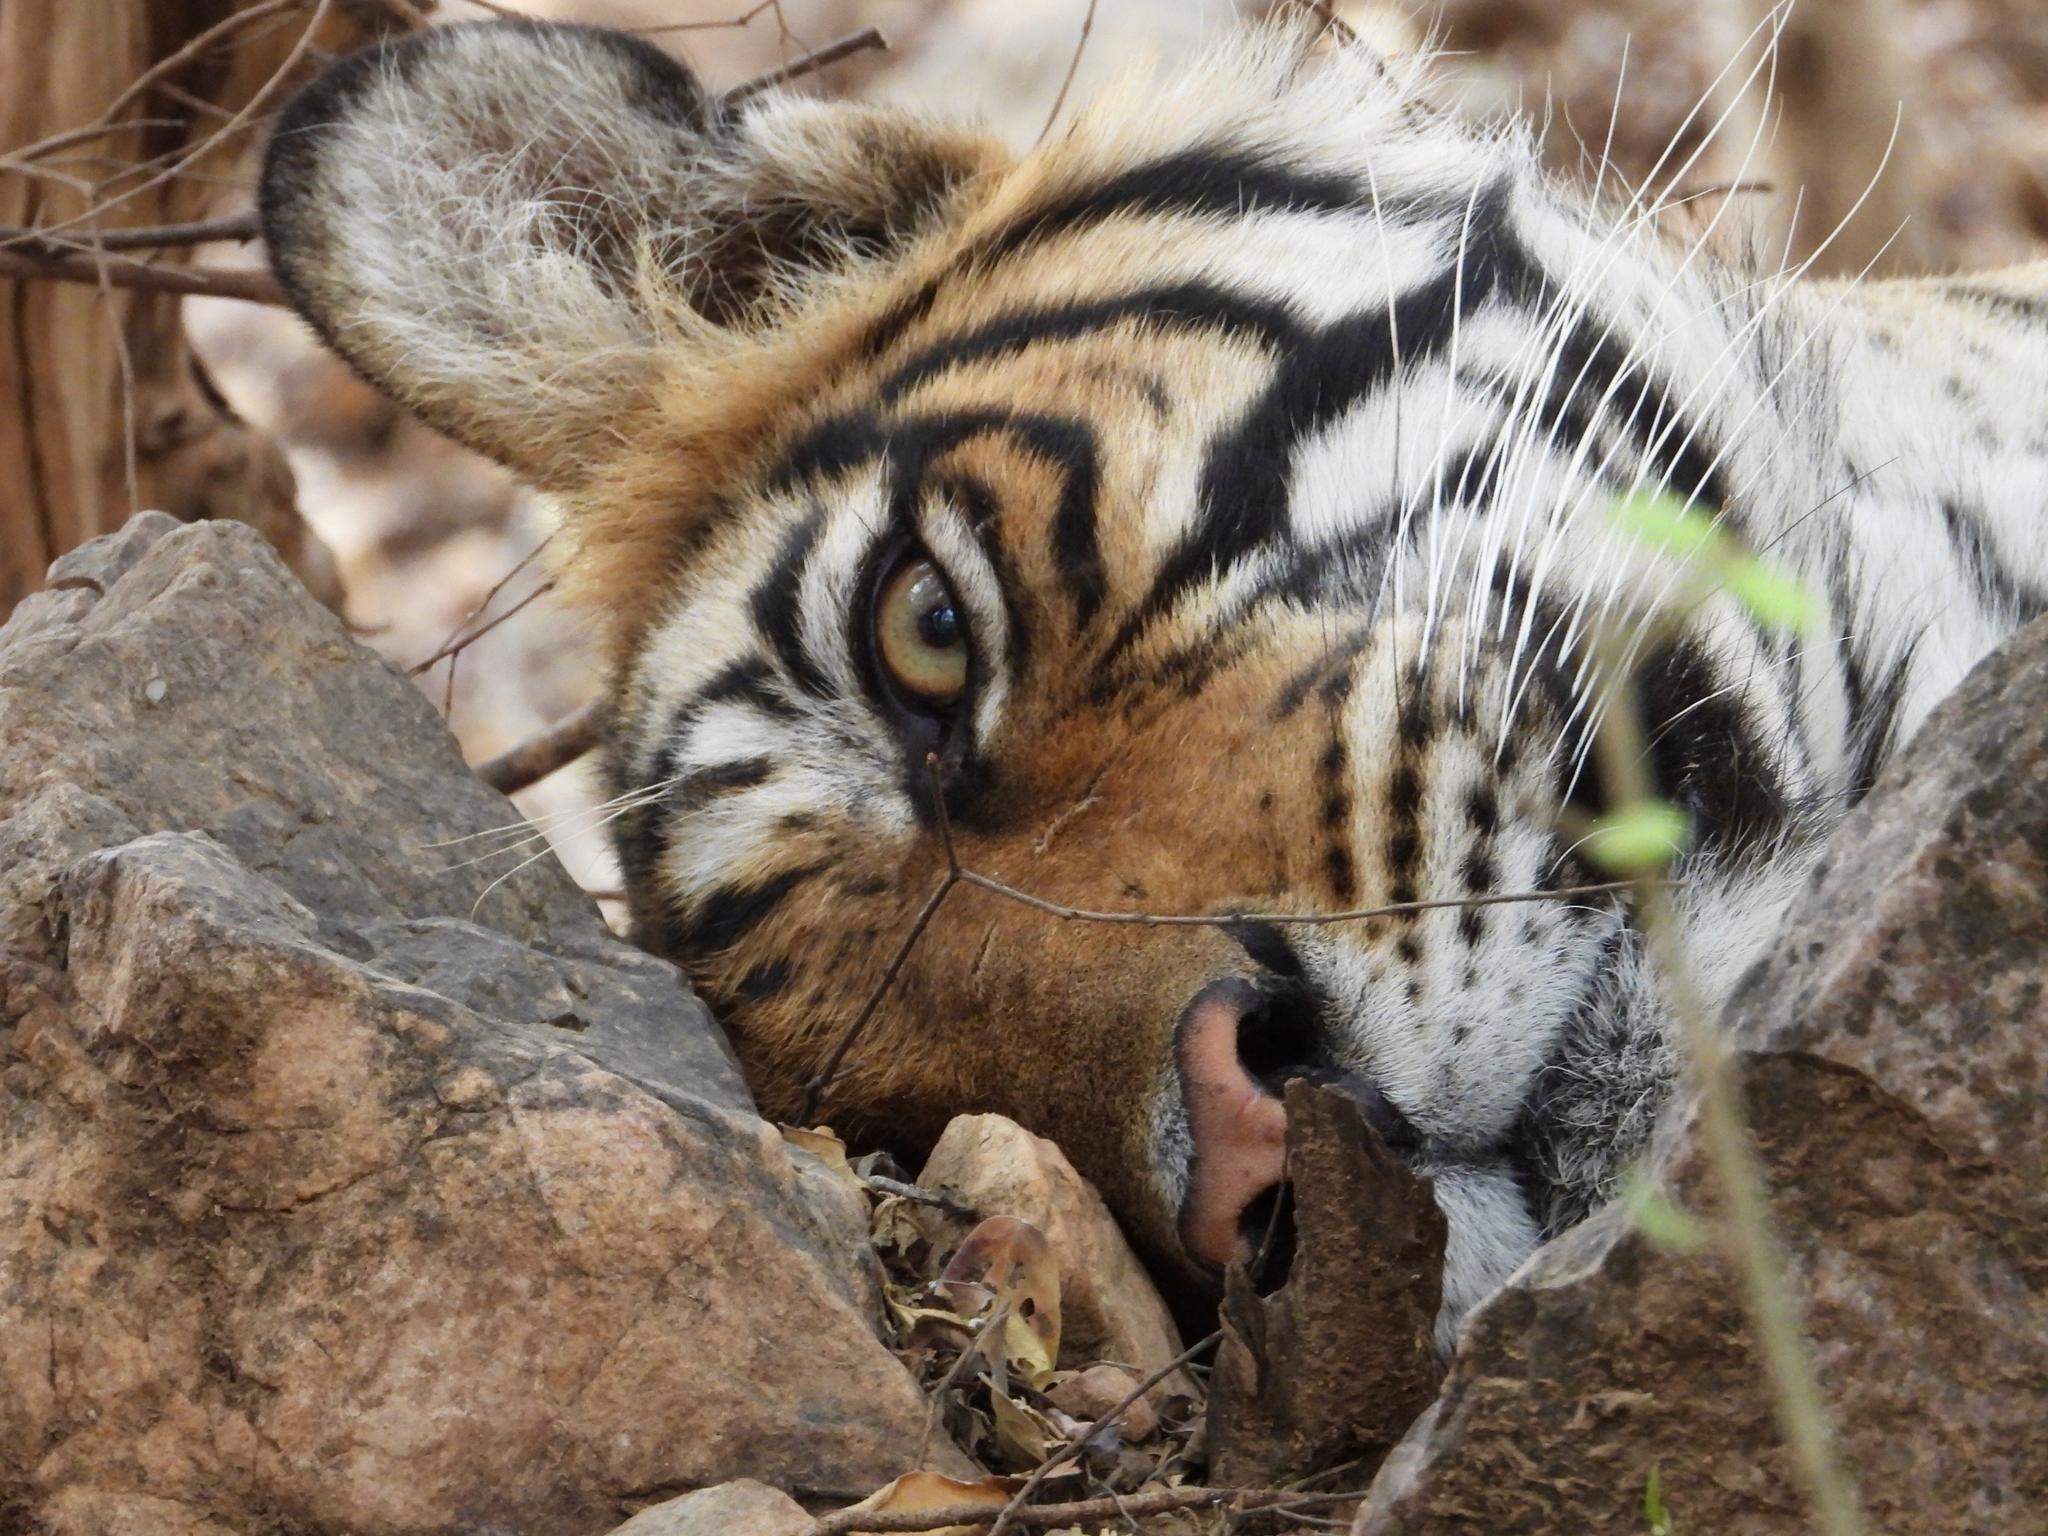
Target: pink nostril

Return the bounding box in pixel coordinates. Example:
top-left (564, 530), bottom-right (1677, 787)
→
top-left (1175, 979), bottom-right (1290, 1271)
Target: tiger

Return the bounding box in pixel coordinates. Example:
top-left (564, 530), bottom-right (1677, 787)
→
top-left (256, 17), bottom-right (2048, 1345)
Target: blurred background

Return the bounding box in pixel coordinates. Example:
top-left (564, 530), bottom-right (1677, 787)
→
top-left (3, 0), bottom-right (2045, 922)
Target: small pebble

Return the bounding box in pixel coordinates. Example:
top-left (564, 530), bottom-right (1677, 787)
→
top-left (1048, 1363), bottom-right (1158, 1441)
top-left (143, 677), bottom-right (168, 705)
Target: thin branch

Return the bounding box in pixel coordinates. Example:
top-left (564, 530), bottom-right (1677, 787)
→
top-left (100, 0), bottom-right (313, 127)
top-left (798, 756), bottom-right (1639, 1121)
top-left (406, 581), bottom-right (555, 677)
top-left (810, 1482), bottom-right (1363, 1536)
top-left (0, 212), bottom-right (259, 254)
top-left (30, 0), bottom-right (333, 247)
top-left (726, 26), bottom-right (888, 104)
top-left (476, 698), bottom-right (608, 796)
top-left (918, 1301), bottom-right (1008, 1465)
top-left (987, 1330), bottom-right (1222, 1536)
top-left (1037, 0), bottom-right (1099, 144)
top-left (1589, 628), bottom-right (1864, 1536)
top-left (464, 0), bottom-right (782, 35)
top-left (0, 118), bottom-right (186, 166)
top-left (421, 535), bottom-right (552, 678)
top-left (0, 249), bottom-right (285, 304)
top-left (798, 755), bottom-right (961, 1124)
top-left (955, 873), bottom-right (1639, 929)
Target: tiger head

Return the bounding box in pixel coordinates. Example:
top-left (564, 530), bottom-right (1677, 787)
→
top-left (262, 20), bottom-right (1810, 1339)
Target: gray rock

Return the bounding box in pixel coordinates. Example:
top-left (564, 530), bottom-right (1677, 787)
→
top-left (0, 517), bottom-right (963, 1536)
top-left (606, 1479), bottom-right (812, 1536)
top-left (1356, 614), bottom-right (2048, 1536)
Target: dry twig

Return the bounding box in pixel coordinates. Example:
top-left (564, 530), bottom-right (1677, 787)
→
top-left (0, 249), bottom-right (283, 304)
top-left (0, 212), bottom-right (259, 254)
top-left (797, 749), bottom-right (1638, 1121)
top-left (476, 699), bottom-right (608, 796)
top-left (406, 580), bottom-right (556, 677)
top-left (809, 1483), bottom-right (1362, 1536)
top-left (985, 1329), bottom-right (1223, 1536)
top-left (727, 26), bottom-right (888, 104)
top-left (1037, 0), bottom-right (1099, 144)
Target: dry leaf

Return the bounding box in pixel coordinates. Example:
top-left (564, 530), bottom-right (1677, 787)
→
top-left (831, 1471), bottom-right (1016, 1536)
top-left (779, 1124), bottom-right (868, 1199)
top-left (937, 1216), bottom-right (1062, 1386)
top-left (988, 1385), bottom-right (1063, 1470)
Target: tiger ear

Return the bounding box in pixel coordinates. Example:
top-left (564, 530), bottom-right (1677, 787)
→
top-left (259, 22), bottom-right (999, 490)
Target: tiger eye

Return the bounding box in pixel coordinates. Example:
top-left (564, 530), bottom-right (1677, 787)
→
top-left (875, 557), bottom-right (968, 706)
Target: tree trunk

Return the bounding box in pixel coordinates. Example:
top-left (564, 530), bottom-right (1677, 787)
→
top-left (0, 0), bottom-right (398, 617)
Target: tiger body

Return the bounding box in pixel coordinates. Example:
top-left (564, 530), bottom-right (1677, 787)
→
top-left (260, 21), bottom-right (2048, 1341)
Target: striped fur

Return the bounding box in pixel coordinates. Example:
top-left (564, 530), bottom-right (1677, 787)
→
top-left (261, 20), bottom-right (2048, 1342)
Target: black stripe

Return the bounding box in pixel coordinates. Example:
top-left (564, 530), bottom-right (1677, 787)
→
top-left (1636, 636), bottom-right (1787, 855)
top-left (1940, 498), bottom-right (2048, 624)
top-left (1224, 919), bottom-right (1307, 981)
top-left (697, 655), bottom-right (802, 719)
top-left (670, 863), bottom-right (825, 957)
top-left (984, 147), bottom-right (1372, 265)
top-left (946, 472), bottom-right (1033, 682)
top-left (861, 145), bottom-right (1377, 361)
top-left (749, 508), bottom-right (829, 697)
top-left (1828, 550), bottom-right (1917, 804)
top-left (1013, 416), bottom-right (1105, 628)
top-left (1103, 178), bottom-right (1531, 666)
top-left (776, 408), bottom-right (1106, 638)
top-left (1538, 317), bottom-right (1736, 530)
top-left (1940, 285), bottom-right (2048, 326)
top-left (875, 281), bottom-right (1301, 404)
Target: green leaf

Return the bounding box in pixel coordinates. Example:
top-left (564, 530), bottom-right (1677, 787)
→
top-left (1723, 556), bottom-right (1820, 634)
top-left (1644, 1463), bottom-right (1675, 1535)
top-left (1584, 800), bottom-right (1691, 875)
top-left (1610, 491), bottom-right (1723, 558)
top-left (1622, 1164), bottom-right (1706, 1255)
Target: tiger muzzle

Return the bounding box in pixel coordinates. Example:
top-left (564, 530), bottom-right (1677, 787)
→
top-left (1173, 976), bottom-right (1417, 1283)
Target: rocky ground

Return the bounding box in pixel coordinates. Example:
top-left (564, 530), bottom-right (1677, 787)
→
top-left (1, 513), bottom-right (2042, 1534)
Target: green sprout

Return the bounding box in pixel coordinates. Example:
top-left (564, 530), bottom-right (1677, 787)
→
top-left (1644, 1463), bottom-right (1676, 1535)
top-left (1621, 1162), bottom-right (1706, 1255)
top-left (1610, 491), bottom-right (1820, 635)
top-left (1584, 799), bottom-right (1692, 876)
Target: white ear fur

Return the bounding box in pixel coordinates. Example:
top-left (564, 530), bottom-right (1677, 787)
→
top-left (261, 23), bottom-right (996, 488)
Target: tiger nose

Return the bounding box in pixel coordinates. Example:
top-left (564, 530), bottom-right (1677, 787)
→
top-left (1173, 977), bottom-right (1416, 1272)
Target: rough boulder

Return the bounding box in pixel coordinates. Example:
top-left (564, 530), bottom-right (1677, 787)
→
top-left (0, 515), bottom-right (961, 1536)
top-left (1357, 614), bottom-right (2048, 1534)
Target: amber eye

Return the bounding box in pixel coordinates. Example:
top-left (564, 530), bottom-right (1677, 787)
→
top-left (874, 555), bottom-right (969, 709)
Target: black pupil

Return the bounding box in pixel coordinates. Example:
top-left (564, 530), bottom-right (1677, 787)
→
top-left (917, 600), bottom-right (961, 650)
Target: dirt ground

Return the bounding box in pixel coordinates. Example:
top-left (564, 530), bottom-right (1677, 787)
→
top-left (180, 0), bottom-right (2048, 917)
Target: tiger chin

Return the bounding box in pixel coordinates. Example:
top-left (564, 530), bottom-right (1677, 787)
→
top-left (260, 18), bottom-right (2048, 1349)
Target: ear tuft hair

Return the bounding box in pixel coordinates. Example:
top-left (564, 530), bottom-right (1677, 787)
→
top-left (259, 22), bottom-right (996, 488)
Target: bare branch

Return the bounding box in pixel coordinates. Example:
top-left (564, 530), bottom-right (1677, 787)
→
top-left (30, 0), bottom-right (334, 248)
top-left (986, 1330), bottom-right (1223, 1536)
top-left (0, 212), bottom-right (259, 254)
top-left (99, 0), bottom-right (313, 127)
top-left (406, 580), bottom-right (556, 676)
top-left (797, 743), bottom-right (1639, 1122)
top-left (1036, 0), bottom-right (1099, 144)
top-left (798, 756), bottom-right (961, 1124)
top-left (956, 873), bottom-right (1639, 930)
top-left (476, 699), bottom-right (608, 796)
top-left (463, 0), bottom-right (783, 36)
top-left (0, 248), bottom-right (284, 304)
top-left (727, 26), bottom-right (888, 104)
top-left (808, 1481), bottom-right (1363, 1536)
